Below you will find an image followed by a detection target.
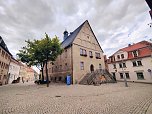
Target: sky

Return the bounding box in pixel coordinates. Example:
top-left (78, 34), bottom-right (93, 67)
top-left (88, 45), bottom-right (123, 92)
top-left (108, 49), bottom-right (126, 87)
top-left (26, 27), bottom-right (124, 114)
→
top-left (0, 0), bottom-right (152, 58)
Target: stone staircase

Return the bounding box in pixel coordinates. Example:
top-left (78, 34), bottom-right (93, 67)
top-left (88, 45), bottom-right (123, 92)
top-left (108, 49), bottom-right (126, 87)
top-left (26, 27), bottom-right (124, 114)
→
top-left (79, 69), bottom-right (116, 85)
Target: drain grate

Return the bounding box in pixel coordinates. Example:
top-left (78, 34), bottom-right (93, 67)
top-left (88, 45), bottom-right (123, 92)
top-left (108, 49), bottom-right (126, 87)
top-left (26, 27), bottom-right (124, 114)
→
top-left (16, 93), bottom-right (24, 95)
top-left (55, 95), bottom-right (61, 97)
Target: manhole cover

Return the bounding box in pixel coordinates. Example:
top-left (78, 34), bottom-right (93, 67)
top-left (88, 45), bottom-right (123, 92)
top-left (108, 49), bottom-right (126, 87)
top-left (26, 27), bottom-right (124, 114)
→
top-left (16, 93), bottom-right (24, 95)
top-left (55, 95), bottom-right (61, 97)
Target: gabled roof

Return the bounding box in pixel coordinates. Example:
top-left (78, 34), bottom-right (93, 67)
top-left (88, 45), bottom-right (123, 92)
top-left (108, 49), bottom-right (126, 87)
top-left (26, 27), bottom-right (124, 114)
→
top-left (61, 20), bottom-right (103, 52)
top-left (109, 41), bottom-right (152, 60)
top-left (0, 36), bottom-right (12, 56)
top-left (61, 21), bottom-right (86, 48)
top-left (120, 41), bottom-right (151, 52)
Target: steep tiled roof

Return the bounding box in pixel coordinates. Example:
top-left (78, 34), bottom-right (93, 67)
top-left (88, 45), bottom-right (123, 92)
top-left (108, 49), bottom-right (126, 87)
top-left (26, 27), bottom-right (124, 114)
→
top-left (61, 20), bottom-right (104, 52)
top-left (61, 21), bottom-right (86, 48)
top-left (120, 41), bottom-right (151, 52)
top-left (108, 41), bottom-right (152, 63)
top-left (0, 36), bottom-right (12, 56)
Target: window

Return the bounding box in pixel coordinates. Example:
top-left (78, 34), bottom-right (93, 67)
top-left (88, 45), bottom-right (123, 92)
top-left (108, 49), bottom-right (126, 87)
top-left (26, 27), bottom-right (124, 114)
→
top-left (1, 62), bottom-right (3, 68)
top-left (65, 50), bottom-right (67, 58)
top-left (123, 63), bottom-right (126, 68)
top-left (132, 61), bottom-right (142, 67)
top-left (59, 77), bottom-right (62, 81)
top-left (121, 54), bottom-right (124, 59)
top-left (89, 51), bottom-right (93, 58)
top-left (136, 72), bottom-right (144, 80)
top-left (65, 63), bottom-right (68, 70)
top-left (125, 73), bottom-right (130, 79)
top-left (117, 55), bottom-right (120, 59)
top-left (80, 48), bottom-right (83, 55)
top-left (2, 51), bottom-right (5, 57)
top-left (132, 61), bottom-right (137, 67)
top-left (113, 64), bottom-right (116, 69)
top-left (80, 48), bottom-right (87, 56)
top-left (5, 53), bottom-right (7, 59)
top-left (5, 64), bottom-right (8, 69)
top-left (83, 50), bottom-right (87, 56)
top-left (95, 52), bottom-right (101, 59)
top-left (99, 64), bottom-right (102, 69)
top-left (132, 50), bottom-right (138, 57)
top-left (119, 63), bottom-right (122, 68)
top-left (60, 65), bottom-right (62, 71)
top-left (120, 73), bottom-right (123, 79)
top-left (137, 61), bottom-right (142, 66)
top-left (80, 62), bottom-right (84, 70)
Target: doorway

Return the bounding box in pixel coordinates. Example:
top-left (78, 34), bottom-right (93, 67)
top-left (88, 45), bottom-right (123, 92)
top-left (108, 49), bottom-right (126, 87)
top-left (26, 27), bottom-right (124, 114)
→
top-left (112, 72), bottom-right (116, 81)
top-left (90, 64), bottom-right (94, 73)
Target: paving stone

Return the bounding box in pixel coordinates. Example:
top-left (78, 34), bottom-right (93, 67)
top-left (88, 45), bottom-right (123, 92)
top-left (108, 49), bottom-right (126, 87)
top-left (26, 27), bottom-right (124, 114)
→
top-left (0, 82), bottom-right (152, 114)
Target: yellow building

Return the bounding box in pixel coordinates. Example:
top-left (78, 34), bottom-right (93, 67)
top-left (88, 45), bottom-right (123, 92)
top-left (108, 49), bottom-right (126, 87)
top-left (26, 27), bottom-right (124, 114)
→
top-left (0, 36), bottom-right (12, 85)
top-left (45, 20), bottom-right (107, 84)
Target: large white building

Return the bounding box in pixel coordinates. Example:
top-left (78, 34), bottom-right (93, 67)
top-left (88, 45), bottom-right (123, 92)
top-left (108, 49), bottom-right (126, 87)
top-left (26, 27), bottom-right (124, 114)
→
top-left (108, 41), bottom-right (152, 83)
top-left (8, 58), bottom-right (20, 84)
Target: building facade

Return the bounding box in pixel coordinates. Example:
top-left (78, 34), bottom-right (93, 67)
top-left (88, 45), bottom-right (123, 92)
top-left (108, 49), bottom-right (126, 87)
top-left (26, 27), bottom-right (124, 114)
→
top-left (45, 20), bottom-right (105, 84)
top-left (8, 57), bottom-right (20, 84)
top-left (19, 62), bottom-right (38, 83)
top-left (108, 41), bottom-right (152, 83)
top-left (26, 67), bottom-right (35, 82)
top-left (0, 36), bottom-right (12, 85)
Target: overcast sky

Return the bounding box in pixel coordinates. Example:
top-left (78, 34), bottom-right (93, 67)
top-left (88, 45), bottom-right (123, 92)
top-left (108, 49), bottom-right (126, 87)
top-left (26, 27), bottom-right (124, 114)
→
top-left (0, 0), bottom-right (152, 58)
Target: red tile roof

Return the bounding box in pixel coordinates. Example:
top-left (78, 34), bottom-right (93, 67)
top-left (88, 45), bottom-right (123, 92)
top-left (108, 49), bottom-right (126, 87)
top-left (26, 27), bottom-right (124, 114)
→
top-left (108, 41), bottom-right (152, 63)
top-left (120, 41), bottom-right (151, 52)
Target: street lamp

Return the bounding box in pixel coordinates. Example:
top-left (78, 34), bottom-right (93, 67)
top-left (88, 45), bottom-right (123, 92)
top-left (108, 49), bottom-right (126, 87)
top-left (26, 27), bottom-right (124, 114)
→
top-left (121, 59), bottom-right (128, 87)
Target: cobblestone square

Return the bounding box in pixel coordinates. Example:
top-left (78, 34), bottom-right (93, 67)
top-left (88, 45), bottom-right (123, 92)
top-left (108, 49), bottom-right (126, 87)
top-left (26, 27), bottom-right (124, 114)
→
top-left (0, 82), bottom-right (152, 114)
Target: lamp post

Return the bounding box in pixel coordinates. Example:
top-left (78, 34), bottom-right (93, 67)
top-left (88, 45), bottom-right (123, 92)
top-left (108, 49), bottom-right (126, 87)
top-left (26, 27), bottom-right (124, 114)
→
top-left (121, 59), bottom-right (128, 87)
top-left (45, 35), bottom-right (49, 87)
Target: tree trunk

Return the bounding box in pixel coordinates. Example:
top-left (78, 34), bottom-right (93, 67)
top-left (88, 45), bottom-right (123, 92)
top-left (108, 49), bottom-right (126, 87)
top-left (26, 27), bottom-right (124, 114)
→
top-left (41, 67), bottom-right (44, 81)
top-left (45, 61), bottom-right (49, 87)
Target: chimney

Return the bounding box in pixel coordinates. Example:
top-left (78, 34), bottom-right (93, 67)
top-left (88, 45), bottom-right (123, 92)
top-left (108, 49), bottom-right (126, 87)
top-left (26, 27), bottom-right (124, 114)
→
top-left (128, 44), bottom-right (131, 47)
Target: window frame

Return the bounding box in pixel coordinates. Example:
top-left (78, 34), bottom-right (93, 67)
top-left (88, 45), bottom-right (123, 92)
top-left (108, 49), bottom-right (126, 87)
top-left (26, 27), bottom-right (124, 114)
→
top-left (89, 51), bottom-right (93, 58)
top-left (99, 64), bottom-right (102, 69)
top-left (117, 55), bottom-right (120, 59)
top-left (123, 63), bottom-right (126, 68)
top-left (80, 62), bottom-right (84, 70)
top-left (121, 54), bottom-right (124, 59)
top-left (125, 73), bottom-right (130, 79)
top-left (132, 61), bottom-right (137, 67)
top-left (136, 72), bottom-right (144, 80)
top-left (119, 63), bottom-right (122, 68)
top-left (137, 61), bottom-right (142, 66)
top-left (132, 50), bottom-right (138, 57)
top-left (120, 73), bottom-right (123, 79)
top-left (113, 64), bottom-right (116, 69)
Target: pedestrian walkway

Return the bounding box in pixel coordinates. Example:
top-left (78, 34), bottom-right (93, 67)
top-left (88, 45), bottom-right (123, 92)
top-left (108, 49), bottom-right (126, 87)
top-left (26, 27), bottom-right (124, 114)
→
top-left (0, 82), bottom-right (152, 114)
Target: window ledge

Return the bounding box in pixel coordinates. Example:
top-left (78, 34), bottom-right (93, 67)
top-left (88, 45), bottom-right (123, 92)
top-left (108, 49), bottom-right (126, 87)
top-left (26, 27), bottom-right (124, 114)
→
top-left (133, 65), bottom-right (143, 67)
top-left (137, 78), bottom-right (145, 80)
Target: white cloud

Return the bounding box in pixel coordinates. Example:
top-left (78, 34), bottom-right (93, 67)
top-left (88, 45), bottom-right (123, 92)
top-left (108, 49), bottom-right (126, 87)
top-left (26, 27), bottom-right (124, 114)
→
top-left (0, 0), bottom-right (151, 58)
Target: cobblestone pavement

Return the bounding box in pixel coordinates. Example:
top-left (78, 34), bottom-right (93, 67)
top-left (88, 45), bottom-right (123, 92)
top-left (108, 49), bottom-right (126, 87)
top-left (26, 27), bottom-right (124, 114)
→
top-left (0, 82), bottom-right (152, 114)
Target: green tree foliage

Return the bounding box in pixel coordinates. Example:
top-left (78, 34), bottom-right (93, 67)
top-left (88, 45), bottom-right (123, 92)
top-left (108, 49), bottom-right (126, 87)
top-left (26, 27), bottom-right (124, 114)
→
top-left (17, 33), bottom-right (63, 85)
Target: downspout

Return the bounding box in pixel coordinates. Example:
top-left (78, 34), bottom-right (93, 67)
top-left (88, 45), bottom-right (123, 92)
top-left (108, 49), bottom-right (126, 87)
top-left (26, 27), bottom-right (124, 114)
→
top-left (71, 44), bottom-right (73, 84)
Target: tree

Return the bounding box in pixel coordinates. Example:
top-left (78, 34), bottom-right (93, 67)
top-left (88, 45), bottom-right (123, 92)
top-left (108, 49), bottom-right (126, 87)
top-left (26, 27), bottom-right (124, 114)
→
top-left (17, 33), bottom-right (63, 87)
